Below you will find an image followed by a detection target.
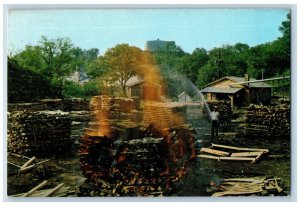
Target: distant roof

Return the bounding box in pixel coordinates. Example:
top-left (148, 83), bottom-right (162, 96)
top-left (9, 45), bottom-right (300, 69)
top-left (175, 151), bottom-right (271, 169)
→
top-left (205, 76), bottom-right (272, 88)
top-left (126, 76), bottom-right (162, 87)
top-left (201, 87), bottom-right (243, 94)
top-left (178, 92), bottom-right (191, 97)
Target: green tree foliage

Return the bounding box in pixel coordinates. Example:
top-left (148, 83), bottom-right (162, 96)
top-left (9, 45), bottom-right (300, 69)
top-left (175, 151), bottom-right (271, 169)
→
top-left (176, 48), bottom-right (209, 84)
top-left (87, 44), bottom-right (145, 96)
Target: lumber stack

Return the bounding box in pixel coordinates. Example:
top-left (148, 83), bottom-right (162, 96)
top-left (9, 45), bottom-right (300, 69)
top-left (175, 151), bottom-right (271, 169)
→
top-left (198, 143), bottom-right (269, 164)
top-left (207, 101), bottom-right (232, 122)
top-left (208, 176), bottom-right (283, 197)
top-left (7, 110), bottom-right (71, 157)
top-left (241, 104), bottom-right (290, 137)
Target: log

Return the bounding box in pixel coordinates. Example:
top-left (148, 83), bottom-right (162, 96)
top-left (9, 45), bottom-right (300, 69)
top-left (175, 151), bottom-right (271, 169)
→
top-left (231, 152), bottom-right (263, 157)
top-left (20, 156), bottom-right (36, 169)
top-left (23, 180), bottom-right (48, 197)
top-left (211, 143), bottom-right (269, 153)
top-left (200, 148), bottom-right (229, 156)
top-left (43, 183), bottom-right (64, 197)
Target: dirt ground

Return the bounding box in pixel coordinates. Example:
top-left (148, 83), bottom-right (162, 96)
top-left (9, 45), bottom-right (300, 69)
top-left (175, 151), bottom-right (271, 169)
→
top-left (6, 107), bottom-right (291, 197)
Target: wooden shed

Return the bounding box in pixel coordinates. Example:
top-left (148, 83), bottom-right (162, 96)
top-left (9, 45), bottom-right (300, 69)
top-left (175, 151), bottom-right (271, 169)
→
top-left (200, 75), bottom-right (272, 107)
top-left (126, 76), bottom-right (162, 101)
top-left (178, 92), bottom-right (192, 102)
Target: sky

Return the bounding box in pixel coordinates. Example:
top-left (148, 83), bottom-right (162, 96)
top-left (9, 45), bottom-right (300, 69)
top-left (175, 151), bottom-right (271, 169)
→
top-left (7, 9), bottom-right (289, 54)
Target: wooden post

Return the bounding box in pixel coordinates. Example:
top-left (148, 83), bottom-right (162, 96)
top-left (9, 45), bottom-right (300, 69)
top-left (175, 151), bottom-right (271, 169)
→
top-left (23, 180), bottom-right (48, 197)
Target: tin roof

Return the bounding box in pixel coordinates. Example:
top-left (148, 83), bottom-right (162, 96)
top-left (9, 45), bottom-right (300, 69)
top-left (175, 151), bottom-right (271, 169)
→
top-left (200, 87), bottom-right (243, 94)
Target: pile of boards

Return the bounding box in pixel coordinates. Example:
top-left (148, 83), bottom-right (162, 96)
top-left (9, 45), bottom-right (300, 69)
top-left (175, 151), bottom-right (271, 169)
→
top-left (8, 110), bottom-right (71, 157)
top-left (209, 177), bottom-right (283, 197)
top-left (241, 104), bottom-right (290, 137)
top-left (11, 180), bottom-right (71, 197)
top-left (198, 143), bottom-right (269, 164)
top-left (207, 101), bottom-right (232, 122)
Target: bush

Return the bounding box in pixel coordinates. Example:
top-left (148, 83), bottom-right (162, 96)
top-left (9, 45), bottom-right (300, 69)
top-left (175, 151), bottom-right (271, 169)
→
top-left (62, 80), bottom-right (101, 98)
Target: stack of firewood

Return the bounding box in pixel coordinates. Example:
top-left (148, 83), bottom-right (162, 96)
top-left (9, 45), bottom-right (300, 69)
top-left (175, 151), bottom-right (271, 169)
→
top-left (90, 95), bottom-right (137, 112)
top-left (8, 110), bottom-right (71, 157)
top-left (241, 104), bottom-right (290, 137)
top-left (62, 98), bottom-right (90, 111)
top-left (207, 101), bottom-right (232, 122)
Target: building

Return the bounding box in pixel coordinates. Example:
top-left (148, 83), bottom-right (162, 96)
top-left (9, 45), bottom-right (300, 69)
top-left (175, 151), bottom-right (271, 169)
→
top-left (200, 74), bottom-right (272, 107)
top-left (178, 92), bottom-right (192, 103)
top-left (126, 76), bottom-right (162, 101)
top-left (145, 39), bottom-right (176, 52)
top-left (66, 67), bottom-right (90, 85)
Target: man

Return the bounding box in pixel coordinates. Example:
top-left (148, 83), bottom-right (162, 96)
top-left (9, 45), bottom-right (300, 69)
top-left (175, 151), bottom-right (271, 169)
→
top-left (210, 107), bottom-right (220, 137)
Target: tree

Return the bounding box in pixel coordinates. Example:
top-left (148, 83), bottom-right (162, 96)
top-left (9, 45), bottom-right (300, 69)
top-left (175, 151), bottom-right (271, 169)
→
top-left (101, 44), bottom-right (145, 96)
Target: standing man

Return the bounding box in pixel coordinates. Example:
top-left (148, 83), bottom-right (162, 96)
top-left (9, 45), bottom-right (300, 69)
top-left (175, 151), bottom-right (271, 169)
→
top-left (210, 107), bottom-right (220, 137)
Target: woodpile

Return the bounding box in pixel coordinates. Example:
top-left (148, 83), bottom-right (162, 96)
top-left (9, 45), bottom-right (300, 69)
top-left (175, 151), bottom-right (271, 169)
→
top-left (62, 98), bottom-right (90, 111)
top-left (208, 176), bottom-right (284, 197)
top-left (207, 101), bottom-right (232, 122)
top-left (90, 95), bottom-right (137, 113)
top-left (240, 104), bottom-right (290, 137)
top-left (8, 103), bottom-right (47, 112)
top-left (8, 110), bottom-right (71, 157)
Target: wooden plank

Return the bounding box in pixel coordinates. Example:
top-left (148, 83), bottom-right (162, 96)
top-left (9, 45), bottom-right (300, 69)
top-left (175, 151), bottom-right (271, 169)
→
top-left (231, 152), bottom-right (263, 157)
top-left (11, 186), bottom-right (70, 197)
top-left (20, 156), bottom-right (36, 169)
top-left (200, 148), bottom-right (229, 156)
top-left (43, 183), bottom-right (64, 197)
top-left (219, 156), bottom-right (255, 161)
top-left (251, 153), bottom-right (264, 164)
top-left (20, 159), bottom-right (52, 173)
top-left (197, 154), bottom-right (220, 160)
top-left (23, 180), bottom-right (48, 197)
top-left (211, 143), bottom-right (269, 153)
top-left (222, 177), bottom-right (266, 183)
top-left (212, 188), bottom-right (264, 197)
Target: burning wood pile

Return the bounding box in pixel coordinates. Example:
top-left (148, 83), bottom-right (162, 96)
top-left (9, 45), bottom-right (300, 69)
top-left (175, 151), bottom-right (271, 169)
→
top-left (207, 101), bottom-right (232, 122)
top-left (8, 110), bottom-right (71, 157)
top-left (240, 104), bottom-right (290, 137)
top-left (79, 95), bottom-right (197, 196)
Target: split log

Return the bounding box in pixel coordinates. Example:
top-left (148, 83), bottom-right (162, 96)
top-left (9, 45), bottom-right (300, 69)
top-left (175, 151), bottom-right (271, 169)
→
top-left (197, 154), bottom-right (220, 160)
top-left (200, 148), bottom-right (229, 156)
top-left (23, 180), bottom-right (48, 197)
top-left (212, 188), bottom-right (264, 197)
top-left (251, 153), bottom-right (264, 164)
top-left (219, 156), bottom-right (255, 161)
top-left (11, 186), bottom-right (70, 197)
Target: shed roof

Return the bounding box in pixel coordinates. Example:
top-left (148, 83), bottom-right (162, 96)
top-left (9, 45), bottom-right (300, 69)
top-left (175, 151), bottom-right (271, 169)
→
top-left (205, 76), bottom-right (272, 88)
top-left (201, 87), bottom-right (243, 94)
top-left (126, 76), bottom-right (162, 87)
top-left (178, 92), bottom-right (191, 98)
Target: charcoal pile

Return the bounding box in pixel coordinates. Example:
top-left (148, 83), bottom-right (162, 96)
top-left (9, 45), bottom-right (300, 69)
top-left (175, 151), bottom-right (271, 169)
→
top-left (207, 101), bottom-right (232, 122)
top-left (8, 110), bottom-right (71, 157)
top-left (62, 98), bottom-right (90, 111)
top-left (79, 95), bottom-right (197, 196)
top-left (239, 104), bottom-right (290, 138)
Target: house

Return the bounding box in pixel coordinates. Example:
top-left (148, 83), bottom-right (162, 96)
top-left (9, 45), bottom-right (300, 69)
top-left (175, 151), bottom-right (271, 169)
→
top-left (126, 76), bottom-right (162, 101)
top-left (178, 92), bottom-right (192, 103)
top-left (200, 74), bottom-right (272, 107)
top-left (66, 67), bottom-right (90, 85)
